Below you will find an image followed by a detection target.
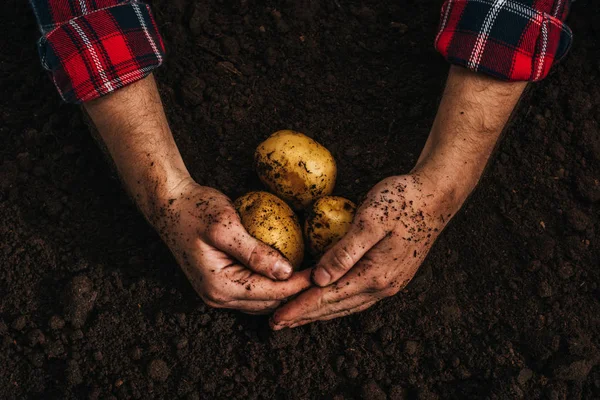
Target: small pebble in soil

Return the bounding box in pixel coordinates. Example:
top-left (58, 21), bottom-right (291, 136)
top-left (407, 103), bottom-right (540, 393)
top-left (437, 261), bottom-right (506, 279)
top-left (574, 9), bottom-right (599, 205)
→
top-left (567, 208), bottom-right (590, 232)
top-left (345, 366), bottom-right (359, 379)
top-left (11, 315), bottom-right (27, 331)
top-left (198, 314), bottom-right (211, 326)
top-left (576, 174), bottom-right (600, 203)
top-left (264, 47), bottom-right (277, 66)
top-left (155, 311), bottom-right (165, 326)
top-left (378, 326), bottom-right (393, 343)
top-left (405, 340), bottom-right (419, 355)
top-left (26, 329), bottom-right (45, 347)
top-left (553, 359), bottom-right (593, 381)
top-left (187, 392), bottom-right (200, 400)
top-left (270, 10), bottom-right (290, 33)
top-left (558, 263), bottom-right (574, 280)
top-left (131, 347), bottom-right (143, 360)
top-left (148, 359), bottom-right (170, 382)
top-left (389, 384), bottom-right (407, 400)
top-left (361, 380), bottom-right (386, 400)
top-left (70, 329), bottom-right (84, 341)
top-left (545, 382), bottom-right (567, 400)
top-left (353, 6), bottom-right (377, 24)
top-left (538, 281), bottom-right (553, 298)
top-left (418, 387), bottom-right (440, 400)
top-left (46, 340), bottom-right (65, 358)
top-left (28, 352), bottom-right (44, 368)
top-left (528, 236), bottom-right (556, 262)
top-left (390, 22), bottom-right (409, 34)
top-left (176, 313), bottom-right (187, 327)
top-left (48, 315), bottom-right (65, 330)
top-left (517, 368), bottom-right (533, 386)
top-left (64, 275), bottom-right (97, 329)
top-left (66, 360), bottom-right (83, 386)
top-left (174, 336), bottom-right (188, 350)
top-left (441, 304), bottom-right (462, 323)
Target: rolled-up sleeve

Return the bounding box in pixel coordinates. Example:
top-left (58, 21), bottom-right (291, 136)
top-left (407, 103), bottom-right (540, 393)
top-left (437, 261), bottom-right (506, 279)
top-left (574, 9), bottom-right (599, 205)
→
top-left (435, 0), bottom-right (573, 81)
top-left (29, 0), bottom-right (165, 103)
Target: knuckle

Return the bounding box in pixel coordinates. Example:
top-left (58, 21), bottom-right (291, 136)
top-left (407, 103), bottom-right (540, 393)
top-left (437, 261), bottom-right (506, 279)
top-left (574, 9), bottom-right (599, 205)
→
top-left (247, 243), bottom-right (268, 269)
top-left (205, 224), bottom-right (222, 243)
top-left (206, 223), bottom-right (228, 244)
top-left (369, 275), bottom-right (391, 292)
top-left (203, 287), bottom-right (231, 306)
top-left (328, 246), bottom-right (354, 273)
top-left (205, 210), bottom-right (239, 243)
top-left (202, 298), bottom-right (223, 309)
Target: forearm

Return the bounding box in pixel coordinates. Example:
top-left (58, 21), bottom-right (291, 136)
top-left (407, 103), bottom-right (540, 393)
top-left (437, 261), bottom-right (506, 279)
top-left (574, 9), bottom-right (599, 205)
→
top-left (84, 74), bottom-right (190, 217)
top-left (413, 66), bottom-right (527, 201)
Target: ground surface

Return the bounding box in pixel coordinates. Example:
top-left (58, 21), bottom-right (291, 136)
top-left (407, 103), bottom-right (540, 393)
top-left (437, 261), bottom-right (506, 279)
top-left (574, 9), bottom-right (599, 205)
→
top-left (1, 0), bottom-right (600, 399)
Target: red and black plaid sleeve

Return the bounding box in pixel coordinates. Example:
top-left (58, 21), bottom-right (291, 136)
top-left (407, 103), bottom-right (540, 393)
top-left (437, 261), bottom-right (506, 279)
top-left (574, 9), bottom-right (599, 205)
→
top-left (29, 0), bottom-right (165, 103)
top-left (435, 0), bottom-right (573, 81)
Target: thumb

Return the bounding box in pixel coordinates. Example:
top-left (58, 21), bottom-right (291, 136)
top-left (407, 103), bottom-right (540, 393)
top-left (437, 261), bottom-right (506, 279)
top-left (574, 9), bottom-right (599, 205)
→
top-left (312, 219), bottom-right (386, 287)
top-left (208, 220), bottom-right (294, 281)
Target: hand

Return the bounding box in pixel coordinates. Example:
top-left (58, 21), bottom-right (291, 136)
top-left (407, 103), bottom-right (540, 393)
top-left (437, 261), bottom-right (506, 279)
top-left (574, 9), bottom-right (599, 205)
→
top-left (270, 174), bottom-right (462, 328)
top-left (148, 177), bottom-right (312, 314)
top-left (83, 76), bottom-right (311, 314)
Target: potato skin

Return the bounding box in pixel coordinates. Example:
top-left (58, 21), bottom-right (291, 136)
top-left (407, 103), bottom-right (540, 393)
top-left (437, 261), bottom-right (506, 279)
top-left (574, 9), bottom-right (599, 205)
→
top-left (234, 191), bottom-right (304, 269)
top-left (254, 130), bottom-right (337, 209)
top-left (304, 196), bottom-right (356, 256)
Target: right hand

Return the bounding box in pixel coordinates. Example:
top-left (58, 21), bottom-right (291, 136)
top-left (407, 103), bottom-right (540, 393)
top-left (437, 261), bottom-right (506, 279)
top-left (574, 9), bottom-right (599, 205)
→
top-left (147, 177), bottom-right (311, 314)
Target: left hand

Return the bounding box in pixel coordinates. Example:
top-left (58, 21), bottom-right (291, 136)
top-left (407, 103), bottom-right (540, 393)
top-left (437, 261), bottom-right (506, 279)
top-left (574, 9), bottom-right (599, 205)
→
top-left (270, 173), bottom-right (462, 329)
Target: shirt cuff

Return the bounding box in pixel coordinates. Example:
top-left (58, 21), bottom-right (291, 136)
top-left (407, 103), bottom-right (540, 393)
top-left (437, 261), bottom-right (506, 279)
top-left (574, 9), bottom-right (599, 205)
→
top-left (37, 2), bottom-right (165, 104)
top-left (435, 0), bottom-right (573, 82)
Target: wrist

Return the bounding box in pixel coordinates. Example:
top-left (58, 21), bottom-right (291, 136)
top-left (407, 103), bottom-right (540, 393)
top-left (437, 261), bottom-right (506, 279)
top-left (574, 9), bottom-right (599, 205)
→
top-left (410, 159), bottom-right (477, 210)
top-left (130, 161), bottom-right (192, 219)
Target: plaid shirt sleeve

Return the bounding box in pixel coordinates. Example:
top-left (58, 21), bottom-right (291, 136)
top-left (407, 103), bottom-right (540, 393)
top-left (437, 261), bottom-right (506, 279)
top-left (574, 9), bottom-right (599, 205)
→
top-left (435, 0), bottom-right (573, 81)
top-left (29, 0), bottom-right (165, 103)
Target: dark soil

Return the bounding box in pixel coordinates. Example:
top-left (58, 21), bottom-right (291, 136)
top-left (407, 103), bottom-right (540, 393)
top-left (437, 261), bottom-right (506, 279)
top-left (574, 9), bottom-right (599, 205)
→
top-left (1, 0), bottom-right (600, 399)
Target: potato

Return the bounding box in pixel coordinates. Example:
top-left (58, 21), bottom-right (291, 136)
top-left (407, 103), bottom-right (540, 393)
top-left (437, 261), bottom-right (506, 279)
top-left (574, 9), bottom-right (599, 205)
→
top-left (304, 196), bottom-right (356, 256)
top-left (234, 191), bottom-right (304, 269)
top-left (255, 130), bottom-right (337, 209)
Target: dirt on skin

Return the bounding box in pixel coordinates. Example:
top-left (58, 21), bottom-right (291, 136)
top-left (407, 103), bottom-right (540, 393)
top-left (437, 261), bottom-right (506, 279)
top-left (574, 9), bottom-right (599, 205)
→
top-left (1, 0), bottom-right (600, 399)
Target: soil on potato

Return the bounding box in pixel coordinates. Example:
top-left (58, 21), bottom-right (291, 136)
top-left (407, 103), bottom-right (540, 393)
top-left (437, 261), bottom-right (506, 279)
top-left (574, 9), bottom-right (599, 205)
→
top-left (1, 0), bottom-right (600, 399)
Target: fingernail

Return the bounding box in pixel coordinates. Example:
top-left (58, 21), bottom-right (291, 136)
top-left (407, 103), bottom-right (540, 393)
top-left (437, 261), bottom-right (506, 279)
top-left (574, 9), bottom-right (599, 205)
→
top-left (270, 318), bottom-right (287, 330)
top-left (312, 267), bottom-right (331, 286)
top-left (273, 260), bottom-right (293, 280)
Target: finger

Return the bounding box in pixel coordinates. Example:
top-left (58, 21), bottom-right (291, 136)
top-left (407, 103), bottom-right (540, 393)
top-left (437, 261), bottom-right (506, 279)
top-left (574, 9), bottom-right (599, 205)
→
top-left (225, 266), bottom-right (312, 301)
top-left (209, 219), bottom-right (294, 281)
top-left (271, 292), bottom-right (376, 330)
top-left (287, 300), bottom-right (379, 329)
top-left (219, 300), bottom-right (281, 314)
top-left (237, 300), bottom-right (280, 314)
top-left (272, 234), bottom-right (409, 328)
top-left (271, 262), bottom-right (375, 328)
top-left (312, 215), bottom-right (387, 287)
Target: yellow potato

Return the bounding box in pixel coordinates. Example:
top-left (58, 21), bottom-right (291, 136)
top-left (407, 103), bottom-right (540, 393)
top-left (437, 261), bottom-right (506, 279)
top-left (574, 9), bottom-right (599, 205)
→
top-left (304, 196), bottom-right (356, 256)
top-left (234, 191), bottom-right (304, 269)
top-left (254, 130), bottom-right (337, 209)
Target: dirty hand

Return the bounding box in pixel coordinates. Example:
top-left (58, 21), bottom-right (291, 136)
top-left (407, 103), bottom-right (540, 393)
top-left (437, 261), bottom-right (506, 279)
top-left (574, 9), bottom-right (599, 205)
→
top-left (149, 178), bottom-right (311, 314)
top-left (271, 174), bottom-right (460, 328)
top-left (270, 66), bottom-right (529, 328)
